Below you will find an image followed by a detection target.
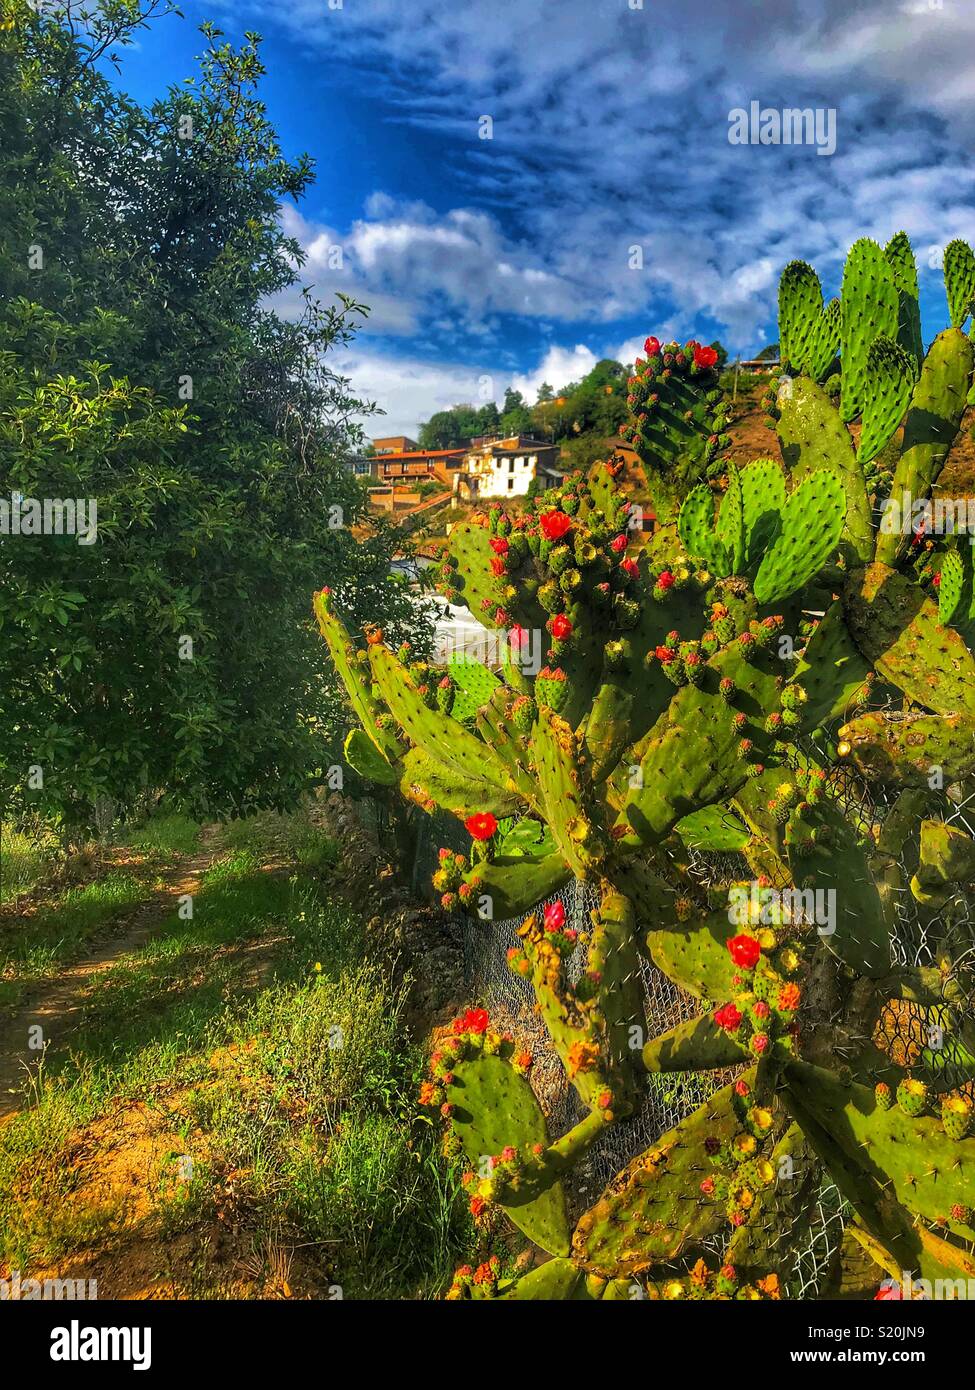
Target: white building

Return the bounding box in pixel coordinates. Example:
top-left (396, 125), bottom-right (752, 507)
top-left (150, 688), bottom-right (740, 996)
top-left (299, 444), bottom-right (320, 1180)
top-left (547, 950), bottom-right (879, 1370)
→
top-left (456, 435), bottom-right (563, 501)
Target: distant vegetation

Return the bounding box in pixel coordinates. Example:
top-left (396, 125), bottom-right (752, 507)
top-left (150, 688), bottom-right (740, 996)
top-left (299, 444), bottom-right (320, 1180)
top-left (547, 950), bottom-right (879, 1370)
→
top-left (418, 348), bottom-right (727, 454)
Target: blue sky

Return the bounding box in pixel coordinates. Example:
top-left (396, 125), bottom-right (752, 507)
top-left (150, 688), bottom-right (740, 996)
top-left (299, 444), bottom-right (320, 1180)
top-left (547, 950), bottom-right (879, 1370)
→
top-left (115, 0), bottom-right (975, 436)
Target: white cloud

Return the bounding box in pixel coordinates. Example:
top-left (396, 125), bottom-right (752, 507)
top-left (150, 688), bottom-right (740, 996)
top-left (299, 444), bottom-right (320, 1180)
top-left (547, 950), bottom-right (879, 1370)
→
top-left (509, 344), bottom-right (598, 401)
top-left (336, 348), bottom-right (496, 438)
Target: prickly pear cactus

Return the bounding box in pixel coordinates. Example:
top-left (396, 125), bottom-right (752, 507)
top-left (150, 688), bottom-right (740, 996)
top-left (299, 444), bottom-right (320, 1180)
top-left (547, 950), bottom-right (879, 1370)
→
top-left (318, 242), bottom-right (975, 1300)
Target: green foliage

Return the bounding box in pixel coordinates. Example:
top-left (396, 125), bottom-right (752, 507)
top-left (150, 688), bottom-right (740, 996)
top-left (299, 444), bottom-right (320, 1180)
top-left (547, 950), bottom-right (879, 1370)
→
top-left (0, 4), bottom-right (431, 834)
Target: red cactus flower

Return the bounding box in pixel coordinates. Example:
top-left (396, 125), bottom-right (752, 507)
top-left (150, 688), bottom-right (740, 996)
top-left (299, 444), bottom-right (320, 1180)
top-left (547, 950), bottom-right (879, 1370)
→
top-left (700, 1176), bottom-right (716, 1196)
top-left (550, 613), bottom-right (573, 640)
top-left (469, 1196), bottom-right (487, 1219)
top-left (509, 624), bottom-right (527, 648)
top-left (656, 570), bottom-right (674, 590)
top-left (714, 1002), bottom-right (742, 1032)
top-left (727, 933), bottom-right (761, 968)
top-left (539, 510), bottom-right (572, 541)
top-left (620, 557), bottom-right (639, 577)
top-left (489, 537), bottom-right (509, 555)
top-left (465, 811), bottom-right (498, 841)
top-left (694, 344), bottom-right (719, 369)
top-left (734, 1079), bottom-right (750, 1098)
top-left (933, 571), bottom-right (941, 587)
top-left (644, 336), bottom-right (661, 356)
top-left (453, 1006), bottom-right (489, 1036)
top-left (753, 1000), bottom-right (771, 1020)
top-left (874, 1281), bottom-right (903, 1300)
top-left (655, 644), bottom-right (676, 663)
top-left (751, 1032), bottom-right (770, 1054)
top-left (489, 556), bottom-right (506, 577)
top-left (544, 900), bottom-right (566, 933)
top-left (610, 533), bottom-right (628, 553)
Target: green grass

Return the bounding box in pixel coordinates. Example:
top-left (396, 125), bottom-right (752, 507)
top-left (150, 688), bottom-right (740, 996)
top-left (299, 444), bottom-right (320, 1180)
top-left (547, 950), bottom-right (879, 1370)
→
top-left (0, 831), bottom-right (472, 1299)
top-left (120, 813), bottom-right (201, 857)
top-left (0, 870), bottom-right (146, 1010)
top-left (214, 809), bottom-right (338, 870)
top-left (0, 824), bottom-right (58, 905)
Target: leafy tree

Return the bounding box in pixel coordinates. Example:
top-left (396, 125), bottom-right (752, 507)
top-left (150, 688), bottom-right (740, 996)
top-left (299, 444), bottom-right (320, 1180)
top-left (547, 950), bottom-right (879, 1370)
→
top-left (535, 382), bottom-right (554, 403)
top-left (475, 400), bottom-right (500, 435)
top-left (0, 2), bottom-right (431, 836)
top-left (418, 404), bottom-right (482, 448)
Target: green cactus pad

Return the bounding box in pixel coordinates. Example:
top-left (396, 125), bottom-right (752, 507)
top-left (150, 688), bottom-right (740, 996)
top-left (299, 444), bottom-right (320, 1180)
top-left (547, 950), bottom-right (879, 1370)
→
top-left (753, 469), bottom-right (844, 605)
top-left (642, 1013), bottom-right (748, 1072)
top-left (716, 463), bottom-right (746, 574)
top-left (845, 562), bottom-right (975, 716)
top-left (784, 1061), bottom-right (975, 1243)
top-left (911, 819), bottom-right (975, 905)
top-left (875, 328), bottom-right (975, 567)
top-left (571, 1079), bottom-right (750, 1277)
top-left (774, 376), bottom-right (871, 563)
top-left (589, 889), bottom-right (647, 1106)
top-left (343, 728), bottom-right (398, 785)
top-left (938, 549), bottom-right (965, 626)
top-left (840, 238), bottom-right (900, 423)
top-left (644, 908), bottom-right (740, 1002)
top-left (789, 601), bottom-right (872, 730)
top-left (584, 677), bottom-right (635, 785)
top-left (532, 706), bottom-right (604, 876)
top-left (399, 747), bottom-right (521, 818)
top-left (675, 803), bottom-right (750, 853)
top-left (857, 336), bottom-right (916, 465)
top-left (496, 1258), bottom-right (584, 1299)
top-left (370, 645), bottom-right (514, 792)
top-left (723, 1126), bottom-right (822, 1285)
top-left (806, 297), bottom-right (842, 381)
top-left (838, 710), bottom-right (975, 788)
top-left (884, 231), bottom-right (923, 370)
top-left (678, 483), bottom-right (728, 575)
top-left (448, 655), bottom-right (500, 723)
top-left (445, 1050), bottom-right (571, 1255)
top-left (312, 592), bottom-right (403, 764)
top-left (463, 850), bottom-right (572, 920)
top-left (778, 260), bottom-right (825, 373)
top-left (739, 458), bottom-right (786, 569)
top-left (786, 799), bottom-right (890, 977)
top-left (943, 238), bottom-right (975, 329)
top-left (622, 641), bottom-right (782, 845)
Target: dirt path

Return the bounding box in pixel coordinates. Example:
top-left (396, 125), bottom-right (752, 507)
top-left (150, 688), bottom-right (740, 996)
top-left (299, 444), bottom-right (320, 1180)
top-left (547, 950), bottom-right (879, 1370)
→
top-left (0, 838), bottom-right (219, 1121)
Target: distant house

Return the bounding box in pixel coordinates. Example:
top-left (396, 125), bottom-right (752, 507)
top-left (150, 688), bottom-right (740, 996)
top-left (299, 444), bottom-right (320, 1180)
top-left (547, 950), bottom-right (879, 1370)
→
top-left (456, 435), bottom-right (563, 502)
top-left (372, 448), bottom-right (467, 485)
top-left (373, 435), bottom-right (419, 455)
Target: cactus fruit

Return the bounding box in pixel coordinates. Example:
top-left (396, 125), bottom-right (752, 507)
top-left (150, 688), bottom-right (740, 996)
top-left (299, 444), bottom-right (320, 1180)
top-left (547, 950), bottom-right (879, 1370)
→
top-left (318, 229), bottom-right (975, 1299)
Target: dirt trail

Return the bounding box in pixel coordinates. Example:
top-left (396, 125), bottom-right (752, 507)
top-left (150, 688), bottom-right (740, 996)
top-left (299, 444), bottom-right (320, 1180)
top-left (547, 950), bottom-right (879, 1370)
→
top-left (0, 838), bottom-right (218, 1121)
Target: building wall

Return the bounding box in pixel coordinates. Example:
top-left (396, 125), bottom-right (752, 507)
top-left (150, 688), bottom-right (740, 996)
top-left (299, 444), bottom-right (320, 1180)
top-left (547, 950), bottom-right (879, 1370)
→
top-left (470, 450), bottom-right (540, 498)
top-left (463, 438), bottom-right (561, 498)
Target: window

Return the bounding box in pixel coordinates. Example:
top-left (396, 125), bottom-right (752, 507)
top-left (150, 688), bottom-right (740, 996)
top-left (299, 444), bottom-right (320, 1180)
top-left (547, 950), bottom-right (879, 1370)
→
top-left (507, 477), bottom-right (514, 491)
